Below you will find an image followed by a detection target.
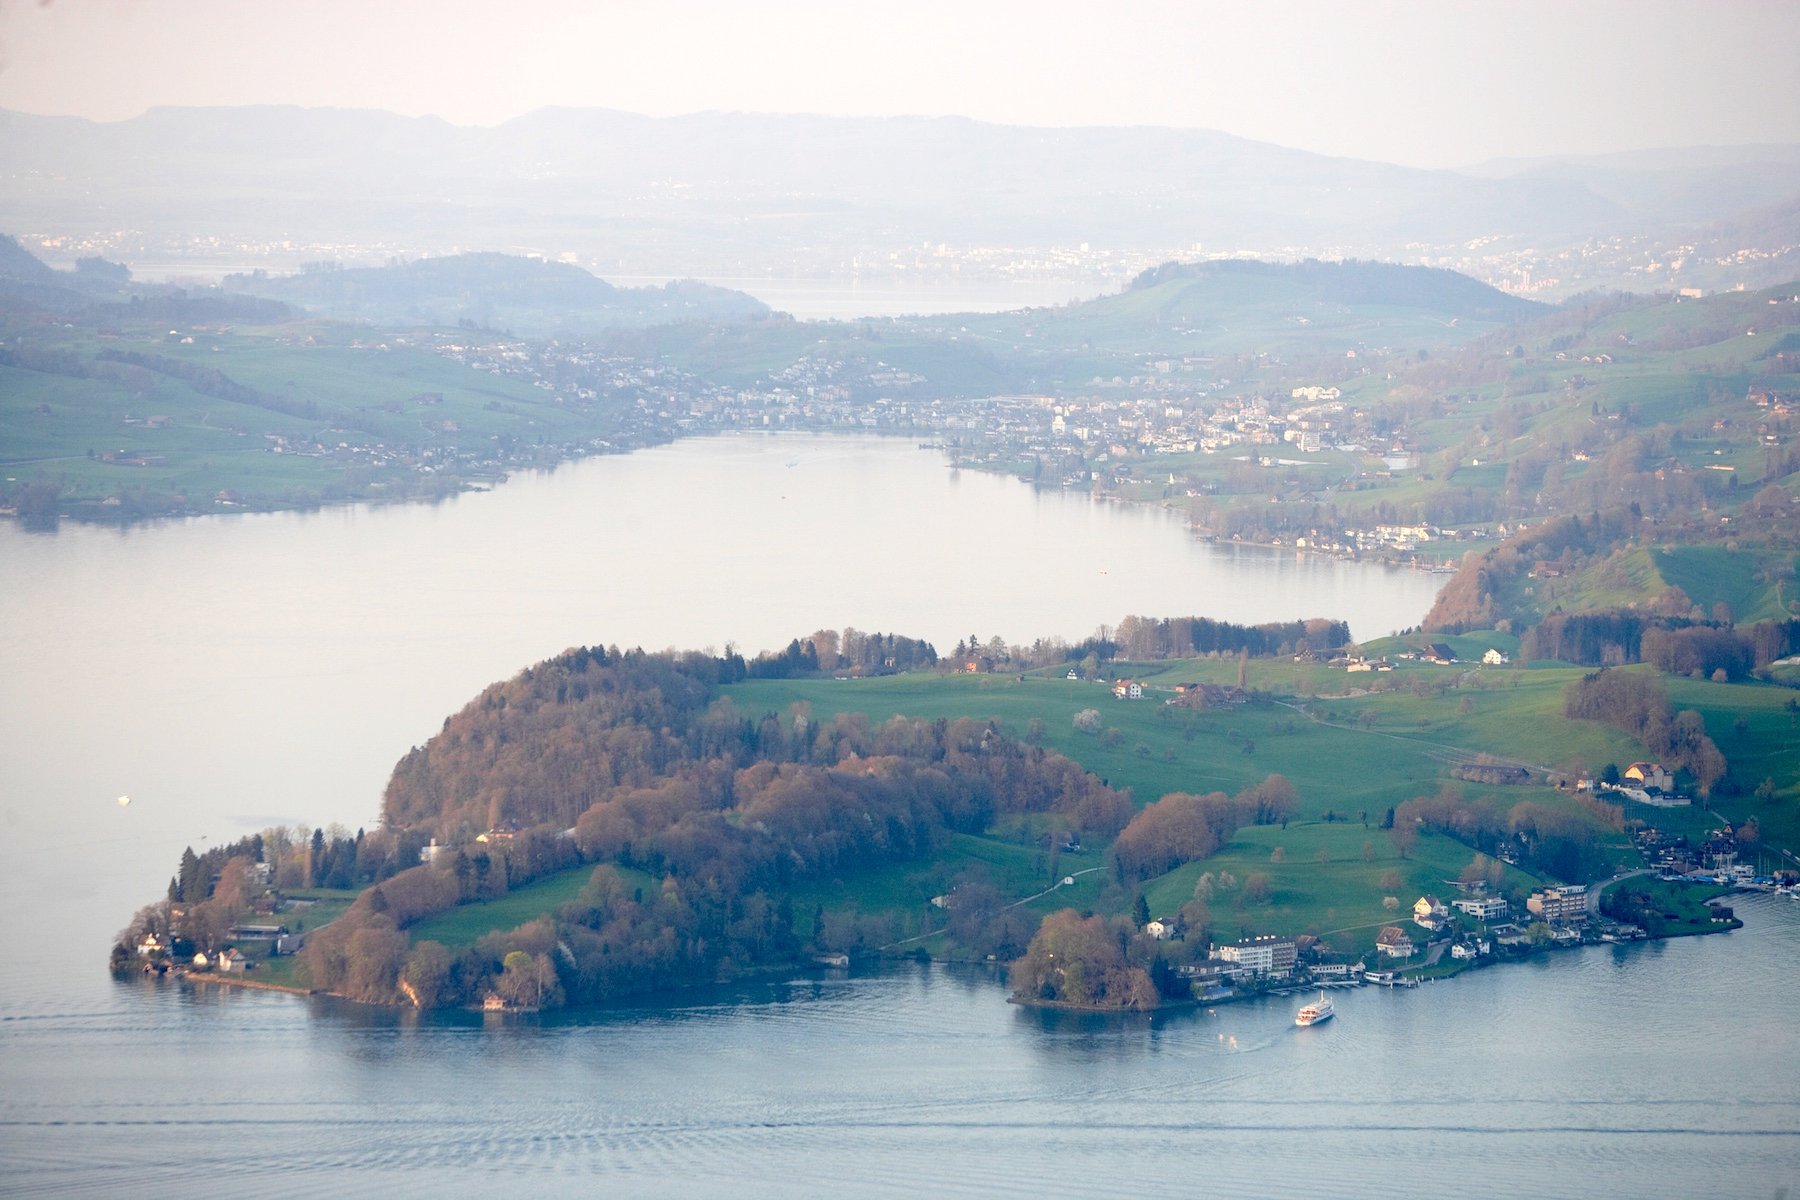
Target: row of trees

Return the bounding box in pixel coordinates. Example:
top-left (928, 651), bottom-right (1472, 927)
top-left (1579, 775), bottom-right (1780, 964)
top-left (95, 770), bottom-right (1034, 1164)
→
top-left (1524, 611), bottom-right (1800, 678)
top-left (1393, 784), bottom-right (1625, 883)
top-left (1109, 775), bottom-right (1297, 882)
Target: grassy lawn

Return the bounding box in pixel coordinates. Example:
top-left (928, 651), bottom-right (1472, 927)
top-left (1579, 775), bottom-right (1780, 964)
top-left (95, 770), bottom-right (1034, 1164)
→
top-left (728, 662), bottom-right (1650, 824)
top-left (406, 863), bottom-right (660, 947)
top-left (227, 888), bottom-right (359, 986)
top-left (1651, 546), bottom-right (1792, 624)
top-left (1142, 821), bottom-right (1547, 956)
top-left (1599, 875), bottom-right (1740, 938)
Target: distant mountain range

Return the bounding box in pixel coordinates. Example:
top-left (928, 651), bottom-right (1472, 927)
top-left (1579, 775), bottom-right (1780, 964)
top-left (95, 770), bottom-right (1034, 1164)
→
top-left (3, 106), bottom-right (1796, 295)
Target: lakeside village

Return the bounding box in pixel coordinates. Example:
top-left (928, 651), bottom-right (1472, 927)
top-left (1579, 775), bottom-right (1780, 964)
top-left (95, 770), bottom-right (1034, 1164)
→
top-left (213, 326), bottom-right (1528, 563)
top-left (122, 808), bottom-right (1795, 1008)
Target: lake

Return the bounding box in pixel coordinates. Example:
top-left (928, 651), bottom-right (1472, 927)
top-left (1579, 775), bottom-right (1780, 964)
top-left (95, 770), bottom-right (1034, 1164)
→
top-left (1, 432), bottom-right (1793, 1196)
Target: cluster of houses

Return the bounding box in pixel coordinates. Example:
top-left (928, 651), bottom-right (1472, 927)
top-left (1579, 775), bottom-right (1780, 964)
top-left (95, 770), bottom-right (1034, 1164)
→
top-left (132, 920), bottom-right (303, 977)
top-left (1634, 822), bottom-right (1772, 885)
top-left (1092, 677), bottom-right (1251, 709)
top-left (1147, 868), bottom-right (1660, 998)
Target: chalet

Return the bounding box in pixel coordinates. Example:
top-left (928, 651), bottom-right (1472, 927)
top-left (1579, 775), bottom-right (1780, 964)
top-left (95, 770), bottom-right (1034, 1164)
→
top-left (1482, 648), bottom-right (1510, 665)
top-left (1144, 919), bottom-right (1172, 941)
top-left (1112, 680), bottom-right (1144, 700)
top-left (1374, 927), bottom-right (1416, 959)
top-left (216, 948), bottom-right (249, 974)
top-left (1422, 644), bottom-right (1457, 664)
top-left (1412, 895), bottom-right (1450, 931)
top-left (135, 932), bottom-right (166, 958)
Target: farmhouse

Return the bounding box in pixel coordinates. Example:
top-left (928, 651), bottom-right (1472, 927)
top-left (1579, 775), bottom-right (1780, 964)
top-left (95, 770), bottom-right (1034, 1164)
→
top-left (1412, 895), bottom-right (1450, 930)
top-left (1375, 927), bottom-right (1417, 959)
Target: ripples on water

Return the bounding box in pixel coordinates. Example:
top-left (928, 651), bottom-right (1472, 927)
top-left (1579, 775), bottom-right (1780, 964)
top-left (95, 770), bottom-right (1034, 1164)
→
top-left (2, 899), bottom-right (1796, 1197)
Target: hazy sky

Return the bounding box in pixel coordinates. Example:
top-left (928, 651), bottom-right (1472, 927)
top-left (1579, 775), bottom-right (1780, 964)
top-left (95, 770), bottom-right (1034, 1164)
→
top-left (1, 0), bottom-right (1795, 168)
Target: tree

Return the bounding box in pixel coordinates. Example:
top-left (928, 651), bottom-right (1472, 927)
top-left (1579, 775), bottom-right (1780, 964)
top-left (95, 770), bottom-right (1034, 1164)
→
top-left (177, 846), bottom-right (202, 903)
top-left (1132, 892), bottom-right (1151, 928)
top-left (401, 941), bottom-right (452, 1009)
top-left (344, 922), bottom-right (408, 1003)
top-left (1007, 909), bottom-right (1157, 1010)
top-left (1389, 819), bottom-right (1417, 859)
top-left (211, 857), bottom-right (255, 914)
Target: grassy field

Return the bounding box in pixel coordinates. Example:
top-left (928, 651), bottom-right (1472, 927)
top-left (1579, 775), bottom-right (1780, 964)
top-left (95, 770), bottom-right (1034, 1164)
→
top-left (723, 660), bottom-right (1647, 820)
top-left (1142, 819), bottom-right (1547, 956)
top-left (407, 863), bottom-right (659, 947)
top-left (1651, 546), bottom-right (1794, 624)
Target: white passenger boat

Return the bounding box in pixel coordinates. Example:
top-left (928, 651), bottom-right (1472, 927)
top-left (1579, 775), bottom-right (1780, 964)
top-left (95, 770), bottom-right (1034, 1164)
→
top-left (1295, 992), bottom-right (1335, 1027)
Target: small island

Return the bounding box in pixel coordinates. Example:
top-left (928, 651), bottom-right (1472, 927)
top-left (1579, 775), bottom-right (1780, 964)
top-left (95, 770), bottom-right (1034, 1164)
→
top-left (116, 609), bottom-right (1793, 1014)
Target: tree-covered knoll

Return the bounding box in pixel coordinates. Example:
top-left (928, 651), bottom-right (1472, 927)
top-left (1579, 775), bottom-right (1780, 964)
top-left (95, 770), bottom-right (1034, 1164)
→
top-left (282, 638), bottom-right (1142, 1007)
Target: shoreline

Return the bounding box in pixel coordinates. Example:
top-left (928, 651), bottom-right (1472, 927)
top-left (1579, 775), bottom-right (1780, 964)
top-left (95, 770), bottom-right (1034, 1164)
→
top-left (180, 971), bottom-right (314, 998)
top-left (132, 899), bottom-right (1749, 1017)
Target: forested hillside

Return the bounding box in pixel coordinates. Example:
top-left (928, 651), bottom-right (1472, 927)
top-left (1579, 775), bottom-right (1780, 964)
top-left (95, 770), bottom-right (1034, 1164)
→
top-left (285, 642), bottom-right (1141, 1006)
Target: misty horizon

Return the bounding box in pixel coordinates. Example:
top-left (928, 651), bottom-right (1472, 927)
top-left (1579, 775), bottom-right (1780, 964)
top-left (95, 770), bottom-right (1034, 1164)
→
top-left (3, 0), bottom-right (1798, 170)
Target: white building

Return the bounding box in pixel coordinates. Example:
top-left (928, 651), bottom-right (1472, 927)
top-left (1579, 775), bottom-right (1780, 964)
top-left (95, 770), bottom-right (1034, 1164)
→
top-left (1215, 935), bottom-right (1298, 976)
top-left (1452, 895), bottom-right (1508, 921)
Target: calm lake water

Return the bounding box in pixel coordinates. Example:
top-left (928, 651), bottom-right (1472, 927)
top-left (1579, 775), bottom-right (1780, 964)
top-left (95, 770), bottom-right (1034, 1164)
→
top-left (2, 433), bottom-right (1794, 1196)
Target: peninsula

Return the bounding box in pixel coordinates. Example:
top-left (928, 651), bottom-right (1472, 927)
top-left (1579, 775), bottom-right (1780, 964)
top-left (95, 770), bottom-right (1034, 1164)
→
top-left (116, 611), bottom-right (1793, 1013)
